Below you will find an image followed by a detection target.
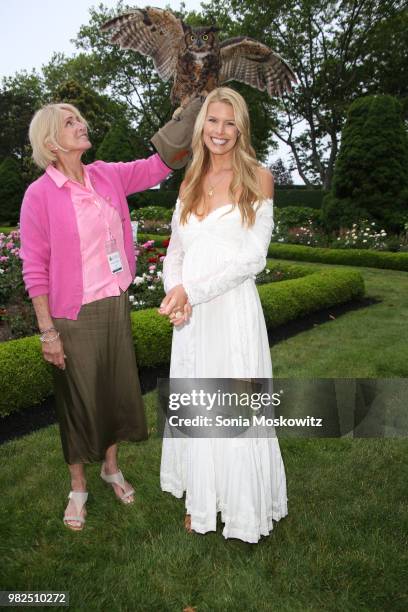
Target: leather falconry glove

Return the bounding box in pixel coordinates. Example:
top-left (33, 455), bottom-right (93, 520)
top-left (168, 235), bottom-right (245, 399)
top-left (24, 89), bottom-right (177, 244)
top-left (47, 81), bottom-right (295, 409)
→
top-left (150, 97), bottom-right (203, 170)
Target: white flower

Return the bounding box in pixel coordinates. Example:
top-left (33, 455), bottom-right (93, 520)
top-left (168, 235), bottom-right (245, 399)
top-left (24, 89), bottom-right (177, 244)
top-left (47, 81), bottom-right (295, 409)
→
top-left (265, 268), bottom-right (270, 274)
top-left (362, 239), bottom-right (367, 243)
top-left (133, 276), bottom-right (145, 286)
top-left (129, 295), bottom-right (135, 302)
top-left (371, 222), bottom-right (375, 226)
top-left (0, 268), bottom-right (4, 274)
top-left (148, 285), bottom-right (155, 290)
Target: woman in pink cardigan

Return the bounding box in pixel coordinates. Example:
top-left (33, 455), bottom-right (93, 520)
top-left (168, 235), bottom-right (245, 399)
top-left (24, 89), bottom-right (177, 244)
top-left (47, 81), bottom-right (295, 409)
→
top-left (20, 100), bottom-right (200, 531)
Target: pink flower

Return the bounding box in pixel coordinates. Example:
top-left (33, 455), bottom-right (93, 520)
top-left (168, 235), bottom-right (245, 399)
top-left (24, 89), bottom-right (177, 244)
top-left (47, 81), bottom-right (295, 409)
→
top-left (6, 241), bottom-right (13, 249)
top-left (0, 256), bottom-right (9, 262)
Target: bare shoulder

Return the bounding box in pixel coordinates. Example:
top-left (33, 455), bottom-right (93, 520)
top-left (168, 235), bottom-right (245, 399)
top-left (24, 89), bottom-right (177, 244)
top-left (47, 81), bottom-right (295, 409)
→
top-left (257, 166), bottom-right (274, 199)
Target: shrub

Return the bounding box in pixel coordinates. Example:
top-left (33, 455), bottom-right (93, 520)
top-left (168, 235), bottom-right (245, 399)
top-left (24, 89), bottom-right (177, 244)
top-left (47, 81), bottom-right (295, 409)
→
top-left (131, 206), bottom-right (172, 235)
top-left (0, 266), bottom-right (365, 417)
top-left (127, 190), bottom-right (179, 210)
top-left (268, 243), bottom-right (408, 271)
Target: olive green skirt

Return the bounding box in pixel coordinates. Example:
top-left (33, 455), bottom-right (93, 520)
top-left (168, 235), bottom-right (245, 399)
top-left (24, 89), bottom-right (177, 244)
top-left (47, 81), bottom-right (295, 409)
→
top-left (52, 291), bottom-right (147, 465)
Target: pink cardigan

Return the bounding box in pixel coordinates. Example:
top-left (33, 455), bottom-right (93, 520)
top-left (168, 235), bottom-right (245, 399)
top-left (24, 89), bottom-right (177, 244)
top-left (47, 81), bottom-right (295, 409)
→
top-left (19, 154), bottom-right (171, 319)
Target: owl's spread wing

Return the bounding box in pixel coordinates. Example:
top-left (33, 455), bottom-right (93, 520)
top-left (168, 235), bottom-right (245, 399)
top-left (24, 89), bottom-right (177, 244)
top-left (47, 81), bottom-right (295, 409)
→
top-left (101, 8), bottom-right (184, 82)
top-left (219, 37), bottom-right (297, 96)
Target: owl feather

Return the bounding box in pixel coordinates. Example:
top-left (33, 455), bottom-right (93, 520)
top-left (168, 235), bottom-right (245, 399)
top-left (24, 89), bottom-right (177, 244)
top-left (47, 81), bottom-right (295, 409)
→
top-left (101, 7), bottom-right (297, 106)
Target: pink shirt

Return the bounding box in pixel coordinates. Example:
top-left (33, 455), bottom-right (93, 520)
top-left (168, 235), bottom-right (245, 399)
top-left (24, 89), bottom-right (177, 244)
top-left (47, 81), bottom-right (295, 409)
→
top-left (46, 165), bottom-right (132, 304)
top-left (19, 154), bottom-right (171, 319)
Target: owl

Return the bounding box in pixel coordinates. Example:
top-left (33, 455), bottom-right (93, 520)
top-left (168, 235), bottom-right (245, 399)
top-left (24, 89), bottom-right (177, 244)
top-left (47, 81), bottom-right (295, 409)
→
top-left (101, 7), bottom-right (297, 107)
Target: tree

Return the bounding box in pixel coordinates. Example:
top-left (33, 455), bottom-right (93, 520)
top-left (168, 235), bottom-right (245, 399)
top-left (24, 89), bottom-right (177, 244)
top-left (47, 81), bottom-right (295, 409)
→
top-left (96, 118), bottom-right (147, 161)
top-left (270, 158), bottom-right (293, 185)
top-left (201, 0), bottom-right (408, 188)
top-left (0, 157), bottom-right (26, 224)
top-left (321, 95), bottom-right (408, 232)
top-left (53, 79), bottom-right (128, 163)
top-left (0, 72), bottom-right (44, 170)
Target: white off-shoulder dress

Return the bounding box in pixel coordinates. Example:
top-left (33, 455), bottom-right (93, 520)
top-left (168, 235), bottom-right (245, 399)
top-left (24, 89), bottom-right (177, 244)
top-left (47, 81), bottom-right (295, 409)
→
top-left (160, 198), bottom-right (288, 543)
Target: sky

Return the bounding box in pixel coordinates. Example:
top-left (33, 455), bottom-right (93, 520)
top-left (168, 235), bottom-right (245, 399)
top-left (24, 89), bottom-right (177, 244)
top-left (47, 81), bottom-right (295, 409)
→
top-left (0, 0), bottom-right (301, 182)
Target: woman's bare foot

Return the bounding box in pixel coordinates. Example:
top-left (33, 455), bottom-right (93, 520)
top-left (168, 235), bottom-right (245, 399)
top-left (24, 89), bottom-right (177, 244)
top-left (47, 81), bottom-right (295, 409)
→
top-left (184, 514), bottom-right (192, 533)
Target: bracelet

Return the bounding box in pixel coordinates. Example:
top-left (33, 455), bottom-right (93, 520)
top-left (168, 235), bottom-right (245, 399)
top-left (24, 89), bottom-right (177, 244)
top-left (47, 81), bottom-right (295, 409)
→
top-left (39, 326), bottom-right (56, 335)
top-left (40, 330), bottom-right (60, 343)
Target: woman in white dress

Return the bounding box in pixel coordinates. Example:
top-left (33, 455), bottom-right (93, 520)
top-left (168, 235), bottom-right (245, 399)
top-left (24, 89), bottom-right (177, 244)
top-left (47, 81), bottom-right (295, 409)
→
top-left (158, 87), bottom-right (288, 543)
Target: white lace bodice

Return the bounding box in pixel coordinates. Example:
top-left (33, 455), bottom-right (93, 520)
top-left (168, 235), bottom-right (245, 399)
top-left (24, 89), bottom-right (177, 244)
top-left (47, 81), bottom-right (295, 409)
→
top-left (163, 197), bottom-right (274, 306)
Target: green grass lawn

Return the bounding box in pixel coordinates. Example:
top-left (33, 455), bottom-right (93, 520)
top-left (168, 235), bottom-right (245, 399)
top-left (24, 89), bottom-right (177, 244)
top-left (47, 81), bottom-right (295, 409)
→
top-left (0, 260), bottom-right (407, 611)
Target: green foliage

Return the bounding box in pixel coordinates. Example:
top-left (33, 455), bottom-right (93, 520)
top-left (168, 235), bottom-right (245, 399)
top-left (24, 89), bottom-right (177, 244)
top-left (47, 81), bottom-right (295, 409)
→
top-left (0, 336), bottom-right (53, 417)
top-left (53, 79), bottom-right (126, 163)
top-left (0, 72), bottom-right (44, 173)
top-left (128, 190), bottom-right (179, 210)
top-left (274, 188), bottom-right (324, 209)
top-left (268, 243), bottom-right (408, 271)
top-left (322, 95), bottom-right (408, 232)
top-left (130, 308), bottom-right (173, 368)
top-left (96, 118), bottom-right (139, 162)
top-left (0, 157), bottom-right (25, 224)
top-left (0, 266), bottom-right (365, 416)
top-left (128, 187), bottom-right (324, 211)
top-left (202, 0), bottom-right (408, 188)
top-left (135, 206), bottom-right (173, 222)
top-left (275, 206), bottom-right (321, 227)
top-left (259, 269), bottom-right (364, 329)
top-left (137, 234), bottom-right (170, 247)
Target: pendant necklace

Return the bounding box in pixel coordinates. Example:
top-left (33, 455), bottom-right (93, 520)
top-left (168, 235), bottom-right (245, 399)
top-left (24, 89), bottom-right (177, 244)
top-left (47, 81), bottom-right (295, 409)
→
top-left (207, 169), bottom-right (232, 197)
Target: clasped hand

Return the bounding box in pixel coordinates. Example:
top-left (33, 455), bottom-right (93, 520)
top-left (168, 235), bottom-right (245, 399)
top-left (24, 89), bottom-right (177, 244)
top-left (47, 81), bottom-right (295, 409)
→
top-left (158, 284), bottom-right (192, 326)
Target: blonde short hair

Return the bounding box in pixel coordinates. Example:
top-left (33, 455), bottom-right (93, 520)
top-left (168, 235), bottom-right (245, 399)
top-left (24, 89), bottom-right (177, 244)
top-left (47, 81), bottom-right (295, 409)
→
top-left (28, 103), bottom-right (89, 170)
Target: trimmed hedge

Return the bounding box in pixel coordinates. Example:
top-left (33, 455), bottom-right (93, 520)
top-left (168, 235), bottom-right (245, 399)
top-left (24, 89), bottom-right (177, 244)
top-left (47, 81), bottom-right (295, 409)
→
top-left (128, 187), bottom-right (325, 210)
top-left (127, 190), bottom-right (178, 210)
top-left (274, 188), bottom-right (325, 210)
top-left (259, 269), bottom-right (364, 328)
top-left (0, 336), bottom-right (53, 417)
top-left (0, 265), bottom-right (364, 418)
top-left (268, 243), bottom-right (408, 271)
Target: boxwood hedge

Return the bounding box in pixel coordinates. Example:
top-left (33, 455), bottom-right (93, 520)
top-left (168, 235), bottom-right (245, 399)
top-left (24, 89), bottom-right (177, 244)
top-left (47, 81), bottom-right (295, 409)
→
top-left (268, 243), bottom-right (408, 271)
top-left (0, 266), bottom-right (364, 418)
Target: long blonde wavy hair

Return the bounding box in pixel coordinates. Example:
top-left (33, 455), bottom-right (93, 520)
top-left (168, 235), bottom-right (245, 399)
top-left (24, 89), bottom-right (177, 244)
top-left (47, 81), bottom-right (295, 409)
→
top-left (180, 87), bottom-right (264, 227)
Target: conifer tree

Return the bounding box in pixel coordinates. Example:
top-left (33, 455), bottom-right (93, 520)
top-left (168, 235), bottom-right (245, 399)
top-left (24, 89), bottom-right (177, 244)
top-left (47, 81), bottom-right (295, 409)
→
top-left (322, 95), bottom-right (408, 231)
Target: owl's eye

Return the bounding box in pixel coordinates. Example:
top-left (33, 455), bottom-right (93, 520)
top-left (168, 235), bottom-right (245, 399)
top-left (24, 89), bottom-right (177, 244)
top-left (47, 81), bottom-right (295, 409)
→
top-left (190, 35), bottom-right (196, 42)
top-left (202, 34), bottom-right (209, 41)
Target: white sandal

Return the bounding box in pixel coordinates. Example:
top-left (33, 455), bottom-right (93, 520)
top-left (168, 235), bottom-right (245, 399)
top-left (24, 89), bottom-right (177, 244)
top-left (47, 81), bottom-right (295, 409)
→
top-left (63, 491), bottom-right (88, 531)
top-left (100, 465), bottom-right (135, 504)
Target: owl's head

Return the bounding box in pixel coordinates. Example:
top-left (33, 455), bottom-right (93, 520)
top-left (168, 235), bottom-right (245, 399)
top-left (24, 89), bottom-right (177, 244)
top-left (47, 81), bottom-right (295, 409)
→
top-left (182, 24), bottom-right (219, 52)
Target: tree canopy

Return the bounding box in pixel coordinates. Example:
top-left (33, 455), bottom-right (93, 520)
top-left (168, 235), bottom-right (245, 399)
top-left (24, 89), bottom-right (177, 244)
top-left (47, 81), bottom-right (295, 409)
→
top-left (0, 0), bottom-right (407, 196)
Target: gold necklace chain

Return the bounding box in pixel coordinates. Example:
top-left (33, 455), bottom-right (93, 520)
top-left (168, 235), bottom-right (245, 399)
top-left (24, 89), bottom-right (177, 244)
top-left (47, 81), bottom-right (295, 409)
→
top-left (206, 169), bottom-right (232, 197)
